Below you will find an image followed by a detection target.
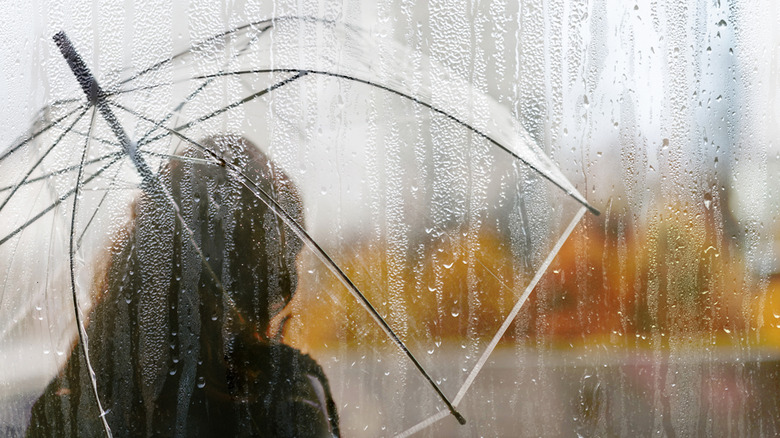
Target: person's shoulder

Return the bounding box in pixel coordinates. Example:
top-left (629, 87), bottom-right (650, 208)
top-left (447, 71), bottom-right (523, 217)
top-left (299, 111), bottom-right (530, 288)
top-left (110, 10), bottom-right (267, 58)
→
top-left (230, 338), bottom-right (341, 438)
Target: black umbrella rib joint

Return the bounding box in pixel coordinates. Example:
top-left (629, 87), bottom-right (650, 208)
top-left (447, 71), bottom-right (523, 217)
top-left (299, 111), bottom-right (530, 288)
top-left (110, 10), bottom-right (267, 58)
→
top-left (52, 32), bottom-right (467, 426)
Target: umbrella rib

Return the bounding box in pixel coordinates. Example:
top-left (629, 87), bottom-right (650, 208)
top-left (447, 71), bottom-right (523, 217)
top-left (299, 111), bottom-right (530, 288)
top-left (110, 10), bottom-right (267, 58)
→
top-left (118, 112), bottom-right (467, 425)
top-left (111, 71), bottom-right (307, 151)
top-left (113, 16), bottom-right (336, 88)
top-left (135, 76), bottom-right (218, 146)
top-left (0, 103), bottom-right (87, 164)
top-left (0, 106), bottom-right (90, 214)
top-left (67, 107), bottom-right (114, 436)
top-left (0, 151), bottom-right (123, 194)
top-left (0, 154), bottom-right (124, 248)
top-left (60, 126), bottom-right (121, 149)
top-left (107, 21), bottom-right (266, 99)
top-left (191, 67), bottom-right (600, 216)
top-left (230, 163), bottom-right (469, 424)
top-left (171, 71), bottom-right (307, 133)
top-left (132, 40), bottom-right (250, 176)
top-left (113, 19), bottom-right (276, 89)
top-left (453, 207), bottom-right (587, 405)
top-left (74, 156), bottom-right (132, 251)
top-left (394, 207), bottom-right (588, 438)
top-left (143, 151), bottom-right (218, 166)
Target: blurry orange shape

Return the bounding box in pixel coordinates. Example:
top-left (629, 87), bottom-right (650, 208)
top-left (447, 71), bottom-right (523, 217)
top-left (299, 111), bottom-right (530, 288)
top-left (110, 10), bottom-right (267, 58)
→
top-left (283, 226), bottom-right (522, 352)
top-left (755, 275), bottom-right (780, 347)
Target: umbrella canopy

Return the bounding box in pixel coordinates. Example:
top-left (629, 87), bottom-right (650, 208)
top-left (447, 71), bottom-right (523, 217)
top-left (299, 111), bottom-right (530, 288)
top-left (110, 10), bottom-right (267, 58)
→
top-left (0, 16), bottom-right (597, 436)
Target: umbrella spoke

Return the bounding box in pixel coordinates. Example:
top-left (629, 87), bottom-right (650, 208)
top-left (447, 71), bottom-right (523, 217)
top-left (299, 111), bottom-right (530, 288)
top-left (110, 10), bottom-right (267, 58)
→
top-left (74, 158), bottom-right (131, 251)
top-left (61, 127), bottom-right (121, 149)
top-left (107, 21), bottom-right (266, 101)
top-left (141, 151), bottom-right (218, 167)
top-left (171, 71), bottom-right (307, 133)
top-left (0, 103), bottom-right (87, 164)
top-left (114, 19), bottom-right (274, 89)
top-left (67, 106), bottom-right (113, 437)
top-left (123, 30), bottom-right (264, 154)
top-left (114, 113), bottom-right (468, 424)
top-left (0, 106), bottom-right (91, 214)
top-left (108, 71), bottom-right (306, 149)
top-left (394, 207), bottom-right (588, 438)
top-left (226, 159), bottom-right (468, 425)
top-left (0, 151), bottom-right (123, 194)
top-left (134, 76), bottom-right (217, 147)
top-left (193, 67), bottom-right (602, 215)
top-left (0, 150), bottom-right (124, 248)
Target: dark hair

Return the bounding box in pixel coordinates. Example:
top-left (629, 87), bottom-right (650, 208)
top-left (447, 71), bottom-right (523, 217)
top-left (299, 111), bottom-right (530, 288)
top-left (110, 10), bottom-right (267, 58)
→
top-left (26, 136), bottom-right (337, 437)
top-left (96, 135), bottom-right (305, 337)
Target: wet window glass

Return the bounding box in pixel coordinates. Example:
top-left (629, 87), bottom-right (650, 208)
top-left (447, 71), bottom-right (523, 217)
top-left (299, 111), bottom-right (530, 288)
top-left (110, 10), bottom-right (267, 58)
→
top-left (1, 1), bottom-right (778, 437)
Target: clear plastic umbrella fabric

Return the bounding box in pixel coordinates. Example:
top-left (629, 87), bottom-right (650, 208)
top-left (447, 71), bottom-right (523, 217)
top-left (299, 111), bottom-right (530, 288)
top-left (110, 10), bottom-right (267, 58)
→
top-left (0, 17), bottom-right (595, 436)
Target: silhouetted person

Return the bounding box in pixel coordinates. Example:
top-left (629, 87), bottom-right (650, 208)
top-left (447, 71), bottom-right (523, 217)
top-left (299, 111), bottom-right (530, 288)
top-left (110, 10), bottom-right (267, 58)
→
top-left (27, 136), bottom-right (339, 437)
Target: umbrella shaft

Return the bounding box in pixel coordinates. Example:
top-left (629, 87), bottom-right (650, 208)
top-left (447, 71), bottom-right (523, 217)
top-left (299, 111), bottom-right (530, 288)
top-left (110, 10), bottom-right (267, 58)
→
top-left (53, 31), bottom-right (153, 185)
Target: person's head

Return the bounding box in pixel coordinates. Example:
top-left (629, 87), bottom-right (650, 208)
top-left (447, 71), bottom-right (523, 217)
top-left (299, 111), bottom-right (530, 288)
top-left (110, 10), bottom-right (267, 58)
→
top-left (99, 134), bottom-right (304, 339)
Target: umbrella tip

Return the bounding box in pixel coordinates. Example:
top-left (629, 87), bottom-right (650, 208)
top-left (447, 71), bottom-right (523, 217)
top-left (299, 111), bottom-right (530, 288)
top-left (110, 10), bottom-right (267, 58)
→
top-left (453, 410), bottom-right (467, 425)
top-left (52, 30), bottom-right (68, 44)
top-left (587, 203), bottom-right (601, 216)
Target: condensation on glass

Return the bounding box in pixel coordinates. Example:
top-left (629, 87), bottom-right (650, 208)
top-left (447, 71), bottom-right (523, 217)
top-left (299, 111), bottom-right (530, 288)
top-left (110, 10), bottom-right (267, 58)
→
top-left (0, 1), bottom-right (778, 437)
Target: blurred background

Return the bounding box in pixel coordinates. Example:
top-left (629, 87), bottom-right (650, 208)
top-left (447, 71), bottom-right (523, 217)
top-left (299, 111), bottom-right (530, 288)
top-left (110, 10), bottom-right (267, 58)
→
top-left (1, 0), bottom-right (779, 436)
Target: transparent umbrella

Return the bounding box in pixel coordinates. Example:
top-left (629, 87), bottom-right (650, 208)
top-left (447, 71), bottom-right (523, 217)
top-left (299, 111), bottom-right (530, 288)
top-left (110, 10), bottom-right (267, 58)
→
top-left (0, 16), bottom-right (598, 436)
